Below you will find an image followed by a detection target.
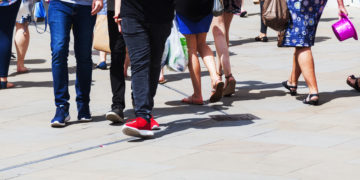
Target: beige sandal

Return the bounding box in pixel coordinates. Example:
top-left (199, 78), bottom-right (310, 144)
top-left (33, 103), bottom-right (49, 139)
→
top-left (210, 79), bottom-right (224, 103)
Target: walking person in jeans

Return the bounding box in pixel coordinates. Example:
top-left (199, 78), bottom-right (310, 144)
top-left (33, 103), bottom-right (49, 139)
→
top-left (0, 0), bottom-right (21, 89)
top-left (115, 0), bottom-right (174, 138)
top-left (104, 0), bottom-right (127, 123)
top-left (49, 0), bottom-right (103, 127)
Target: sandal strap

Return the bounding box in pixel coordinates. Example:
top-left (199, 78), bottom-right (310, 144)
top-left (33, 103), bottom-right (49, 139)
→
top-left (308, 94), bottom-right (319, 98)
top-left (225, 73), bottom-right (233, 79)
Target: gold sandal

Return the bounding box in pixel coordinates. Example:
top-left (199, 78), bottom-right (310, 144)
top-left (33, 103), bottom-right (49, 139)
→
top-left (223, 74), bottom-right (236, 97)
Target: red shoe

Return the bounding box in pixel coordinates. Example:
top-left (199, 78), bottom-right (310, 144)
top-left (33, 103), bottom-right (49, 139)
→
top-left (122, 117), bottom-right (154, 138)
top-left (150, 115), bottom-right (160, 130)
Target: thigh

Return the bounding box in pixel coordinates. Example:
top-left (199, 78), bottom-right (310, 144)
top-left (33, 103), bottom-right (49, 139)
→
top-left (121, 18), bottom-right (150, 68)
top-left (48, 1), bottom-right (72, 51)
top-left (72, 5), bottom-right (96, 54)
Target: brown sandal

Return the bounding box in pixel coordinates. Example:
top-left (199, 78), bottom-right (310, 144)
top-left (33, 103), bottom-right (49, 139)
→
top-left (210, 79), bottom-right (224, 103)
top-left (223, 74), bottom-right (236, 97)
top-left (182, 96), bottom-right (204, 105)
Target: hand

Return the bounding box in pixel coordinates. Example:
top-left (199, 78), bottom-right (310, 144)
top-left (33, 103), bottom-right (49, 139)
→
top-left (338, 6), bottom-right (348, 17)
top-left (114, 16), bottom-right (122, 33)
top-left (91, 0), bottom-right (103, 16)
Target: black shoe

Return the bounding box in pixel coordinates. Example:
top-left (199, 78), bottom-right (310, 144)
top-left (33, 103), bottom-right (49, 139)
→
top-left (106, 108), bottom-right (124, 123)
top-left (303, 94), bottom-right (319, 105)
top-left (255, 36), bottom-right (268, 42)
top-left (282, 80), bottom-right (297, 96)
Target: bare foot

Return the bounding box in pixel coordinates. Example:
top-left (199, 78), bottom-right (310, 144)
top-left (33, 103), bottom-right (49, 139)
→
top-left (17, 66), bottom-right (29, 74)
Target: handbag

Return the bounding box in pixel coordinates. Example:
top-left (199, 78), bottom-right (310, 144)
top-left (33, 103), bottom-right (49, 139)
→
top-left (262, 0), bottom-right (289, 31)
top-left (32, 0), bottom-right (47, 33)
top-left (213, 0), bottom-right (224, 17)
top-left (166, 20), bottom-right (188, 72)
top-left (93, 15), bottom-right (111, 53)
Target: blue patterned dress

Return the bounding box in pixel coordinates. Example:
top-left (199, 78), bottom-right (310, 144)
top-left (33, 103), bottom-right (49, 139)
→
top-left (282, 0), bottom-right (328, 47)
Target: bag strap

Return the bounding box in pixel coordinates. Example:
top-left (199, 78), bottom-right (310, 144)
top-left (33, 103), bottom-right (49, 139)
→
top-left (32, 0), bottom-right (48, 34)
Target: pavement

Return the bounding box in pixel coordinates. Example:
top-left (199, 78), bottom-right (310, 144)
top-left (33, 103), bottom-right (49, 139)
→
top-left (1, 1), bottom-right (360, 180)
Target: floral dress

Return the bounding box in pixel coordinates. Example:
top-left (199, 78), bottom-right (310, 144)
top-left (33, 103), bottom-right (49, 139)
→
top-left (282, 0), bottom-right (328, 47)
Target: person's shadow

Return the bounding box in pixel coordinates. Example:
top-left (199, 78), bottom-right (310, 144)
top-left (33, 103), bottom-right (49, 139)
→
top-left (295, 89), bottom-right (360, 105)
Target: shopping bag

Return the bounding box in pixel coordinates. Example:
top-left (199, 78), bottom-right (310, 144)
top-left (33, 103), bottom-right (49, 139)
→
top-left (32, 0), bottom-right (47, 33)
top-left (167, 20), bottom-right (188, 72)
top-left (93, 15), bottom-right (111, 53)
top-left (213, 0), bottom-right (224, 17)
top-left (262, 0), bottom-right (289, 31)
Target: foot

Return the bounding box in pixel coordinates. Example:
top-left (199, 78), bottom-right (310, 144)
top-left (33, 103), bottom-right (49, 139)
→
top-left (150, 115), bottom-right (160, 130)
top-left (96, 61), bottom-right (107, 70)
top-left (255, 35), bottom-right (268, 42)
top-left (51, 105), bottom-right (71, 127)
top-left (106, 107), bottom-right (124, 123)
top-left (17, 66), bottom-right (29, 74)
top-left (182, 95), bottom-right (204, 105)
top-left (303, 94), bottom-right (319, 105)
top-left (223, 74), bottom-right (236, 97)
top-left (347, 75), bottom-right (360, 92)
top-left (0, 81), bottom-right (15, 89)
top-left (210, 79), bottom-right (224, 103)
top-left (78, 105), bottom-right (92, 122)
top-left (122, 117), bottom-right (154, 138)
top-left (239, 10), bottom-right (248, 17)
top-left (158, 78), bottom-right (167, 84)
top-left (282, 80), bottom-right (297, 96)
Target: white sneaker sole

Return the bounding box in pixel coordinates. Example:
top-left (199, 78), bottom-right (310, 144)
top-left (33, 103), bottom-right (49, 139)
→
top-left (106, 112), bottom-right (124, 123)
top-left (151, 125), bottom-right (160, 130)
top-left (51, 115), bottom-right (71, 127)
top-left (122, 125), bottom-right (154, 138)
top-left (78, 117), bottom-right (92, 122)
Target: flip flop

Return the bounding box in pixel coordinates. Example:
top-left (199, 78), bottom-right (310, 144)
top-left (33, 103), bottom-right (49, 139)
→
top-left (223, 74), bottom-right (236, 97)
top-left (347, 75), bottom-right (360, 92)
top-left (210, 79), bottom-right (224, 103)
top-left (240, 10), bottom-right (248, 17)
top-left (0, 81), bottom-right (14, 89)
top-left (158, 79), bottom-right (167, 84)
top-left (182, 96), bottom-right (203, 105)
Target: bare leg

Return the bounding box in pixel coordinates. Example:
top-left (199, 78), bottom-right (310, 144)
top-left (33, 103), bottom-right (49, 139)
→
top-left (185, 34), bottom-right (203, 100)
top-left (14, 22), bottom-right (29, 73)
top-left (289, 49), bottom-right (302, 86)
top-left (211, 15), bottom-right (232, 77)
top-left (98, 51), bottom-right (107, 64)
top-left (296, 47), bottom-right (319, 100)
top-left (223, 12), bottom-right (234, 46)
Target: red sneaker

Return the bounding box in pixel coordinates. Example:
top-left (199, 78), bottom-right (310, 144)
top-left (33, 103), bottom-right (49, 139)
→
top-left (122, 117), bottom-right (154, 138)
top-left (150, 115), bottom-right (160, 130)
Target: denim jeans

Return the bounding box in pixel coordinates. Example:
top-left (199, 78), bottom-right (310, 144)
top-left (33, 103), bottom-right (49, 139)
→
top-left (121, 17), bottom-right (171, 121)
top-left (48, 0), bottom-right (96, 113)
top-left (260, 0), bottom-right (268, 34)
top-left (107, 11), bottom-right (126, 110)
top-left (0, 0), bottom-right (21, 77)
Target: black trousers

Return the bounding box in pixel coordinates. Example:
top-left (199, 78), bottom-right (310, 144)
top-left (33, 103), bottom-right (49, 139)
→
top-left (260, 0), bottom-right (268, 34)
top-left (107, 11), bottom-right (127, 110)
top-left (121, 17), bottom-right (171, 121)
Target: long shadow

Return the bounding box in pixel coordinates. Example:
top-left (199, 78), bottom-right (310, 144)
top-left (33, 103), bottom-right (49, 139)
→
top-left (8, 66), bottom-right (81, 77)
top-left (295, 89), bottom-right (360, 105)
top-left (10, 59), bottom-right (46, 65)
top-left (129, 116), bottom-right (256, 142)
top-left (66, 115), bottom-right (108, 126)
top-left (221, 80), bottom-right (307, 106)
top-left (12, 80), bottom-right (76, 88)
top-left (163, 70), bottom-right (209, 83)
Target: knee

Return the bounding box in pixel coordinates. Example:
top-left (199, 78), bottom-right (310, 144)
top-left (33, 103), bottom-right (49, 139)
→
top-left (212, 26), bottom-right (224, 38)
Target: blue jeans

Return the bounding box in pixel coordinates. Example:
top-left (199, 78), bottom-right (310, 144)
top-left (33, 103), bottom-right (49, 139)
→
top-left (0, 0), bottom-right (21, 77)
top-left (48, 0), bottom-right (96, 113)
top-left (121, 17), bottom-right (171, 121)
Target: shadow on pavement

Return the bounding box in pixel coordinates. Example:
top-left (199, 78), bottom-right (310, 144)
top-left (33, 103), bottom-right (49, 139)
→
top-left (8, 66), bottom-right (78, 77)
top-left (10, 59), bottom-right (46, 65)
top-left (12, 80), bottom-right (76, 88)
top-left (296, 89), bottom-right (360, 105)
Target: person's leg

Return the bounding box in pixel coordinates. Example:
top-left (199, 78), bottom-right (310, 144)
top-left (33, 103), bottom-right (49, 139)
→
top-left (107, 10), bottom-right (126, 111)
top-left (122, 18), bottom-right (152, 121)
top-left (289, 49), bottom-right (302, 86)
top-left (258, 0), bottom-right (267, 38)
top-left (183, 34), bottom-right (203, 103)
top-left (72, 4), bottom-right (96, 119)
top-left (223, 12), bottom-right (234, 46)
top-left (196, 33), bottom-right (220, 86)
top-left (0, 0), bottom-right (21, 88)
top-left (14, 22), bottom-right (30, 73)
top-left (148, 22), bottom-right (172, 108)
top-left (296, 47), bottom-right (319, 100)
top-left (211, 15), bottom-right (231, 77)
top-left (124, 49), bottom-right (130, 77)
top-left (99, 51), bottom-right (107, 63)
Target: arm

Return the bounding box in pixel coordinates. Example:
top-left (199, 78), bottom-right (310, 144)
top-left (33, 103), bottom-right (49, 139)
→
top-left (114, 0), bottom-right (122, 32)
top-left (337, 0), bottom-right (348, 16)
top-left (91, 0), bottom-right (104, 15)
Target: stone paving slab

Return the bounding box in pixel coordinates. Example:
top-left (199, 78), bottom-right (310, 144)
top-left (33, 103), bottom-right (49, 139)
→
top-left (1, 1), bottom-right (360, 179)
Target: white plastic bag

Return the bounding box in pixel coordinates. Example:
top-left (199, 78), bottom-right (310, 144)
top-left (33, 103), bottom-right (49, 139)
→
top-left (167, 20), bottom-right (188, 72)
top-left (213, 0), bottom-right (224, 17)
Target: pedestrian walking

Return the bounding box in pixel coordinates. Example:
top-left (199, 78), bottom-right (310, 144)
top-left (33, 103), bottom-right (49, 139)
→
top-left (211, 0), bottom-right (240, 97)
top-left (281, 0), bottom-right (348, 105)
top-left (49, 0), bottom-right (103, 127)
top-left (116, 0), bottom-right (174, 138)
top-left (176, 0), bottom-right (224, 105)
top-left (254, 0), bottom-right (268, 42)
top-left (104, 0), bottom-right (127, 123)
top-left (0, 0), bottom-right (21, 89)
top-left (14, 0), bottom-right (34, 74)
